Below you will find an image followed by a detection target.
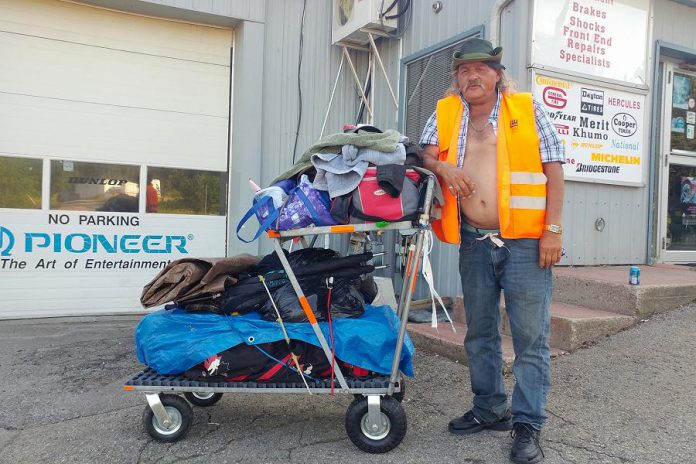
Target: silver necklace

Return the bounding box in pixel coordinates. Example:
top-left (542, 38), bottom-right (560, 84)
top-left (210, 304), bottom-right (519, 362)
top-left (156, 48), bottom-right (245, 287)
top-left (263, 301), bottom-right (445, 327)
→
top-left (469, 119), bottom-right (489, 133)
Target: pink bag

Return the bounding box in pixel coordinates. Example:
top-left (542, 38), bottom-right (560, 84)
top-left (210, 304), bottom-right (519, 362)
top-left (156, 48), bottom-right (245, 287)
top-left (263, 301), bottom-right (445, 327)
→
top-left (331, 167), bottom-right (423, 223)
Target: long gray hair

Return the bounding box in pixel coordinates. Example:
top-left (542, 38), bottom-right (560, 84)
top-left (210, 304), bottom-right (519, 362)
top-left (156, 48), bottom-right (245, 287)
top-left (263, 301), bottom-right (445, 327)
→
top-left (445, 67), bottom-right (517, 97)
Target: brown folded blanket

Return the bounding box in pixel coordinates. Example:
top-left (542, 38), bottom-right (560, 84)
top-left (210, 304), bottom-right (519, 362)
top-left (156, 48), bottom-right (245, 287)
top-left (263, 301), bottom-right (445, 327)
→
top-left (140, 254), bottom-right (260, 308)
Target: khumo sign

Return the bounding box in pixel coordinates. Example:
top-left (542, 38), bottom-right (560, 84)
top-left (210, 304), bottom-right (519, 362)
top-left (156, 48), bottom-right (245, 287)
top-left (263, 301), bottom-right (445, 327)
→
top-left (532, 0), bottom-right (649, 85)
top-left (533, 74), bottom-right (645, 184)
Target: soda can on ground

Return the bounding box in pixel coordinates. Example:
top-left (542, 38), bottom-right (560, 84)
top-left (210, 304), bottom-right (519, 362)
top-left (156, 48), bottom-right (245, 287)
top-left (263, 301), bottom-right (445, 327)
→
top-left (629, 266), bottom-right (640, 285)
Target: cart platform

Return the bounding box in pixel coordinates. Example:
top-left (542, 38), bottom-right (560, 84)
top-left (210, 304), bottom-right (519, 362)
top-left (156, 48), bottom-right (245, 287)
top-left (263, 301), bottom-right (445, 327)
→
top-left (125, 368), bottom-right (402, 394)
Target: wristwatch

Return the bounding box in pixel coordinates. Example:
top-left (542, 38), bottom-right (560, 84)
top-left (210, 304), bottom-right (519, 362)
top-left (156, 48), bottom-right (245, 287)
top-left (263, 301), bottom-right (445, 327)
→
top-left (544, 224), bottom-right (563, 234)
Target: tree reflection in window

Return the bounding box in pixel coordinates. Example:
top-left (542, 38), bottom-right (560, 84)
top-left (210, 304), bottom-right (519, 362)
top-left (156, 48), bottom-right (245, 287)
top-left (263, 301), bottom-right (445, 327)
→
top-left (0, 155), bottom-right (42, 209)
top-left (147, 167), bottom-right (227, 215)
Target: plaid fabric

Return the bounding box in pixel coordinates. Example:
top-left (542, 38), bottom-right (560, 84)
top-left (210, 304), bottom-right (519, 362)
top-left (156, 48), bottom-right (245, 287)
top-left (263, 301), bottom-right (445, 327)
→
top-left (419, 90), bottom-right (565, 168)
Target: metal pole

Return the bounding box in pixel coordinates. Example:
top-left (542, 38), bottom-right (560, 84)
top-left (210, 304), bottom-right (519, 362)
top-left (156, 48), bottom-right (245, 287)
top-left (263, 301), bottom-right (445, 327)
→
top-left (388, 176), bottom-right (436, 393)
top-left (367, 33), bottom-right (399, 110)
top-left (342, 46), bottom-right (374, 121)
top-left (320, 52), bottom-right (345, 139)
top-left (396, 238), bottom-right (415, 320)
top-left (388, 228), bottom-right (425, 395)
top-left (271, 239), bottom-right (350, 391)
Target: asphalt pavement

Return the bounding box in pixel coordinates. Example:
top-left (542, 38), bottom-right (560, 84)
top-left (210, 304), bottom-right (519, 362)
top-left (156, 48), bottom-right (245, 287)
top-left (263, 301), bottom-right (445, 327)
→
top-left (1, 304), bottom-right (695, 464)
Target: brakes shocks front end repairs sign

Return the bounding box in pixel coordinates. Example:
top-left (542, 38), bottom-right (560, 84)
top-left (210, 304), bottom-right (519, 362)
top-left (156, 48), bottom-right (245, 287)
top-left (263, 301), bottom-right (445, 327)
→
top-left (532, 0), bottom-right (649, 85)
top-left (533, 74), bottom-right (645, 184)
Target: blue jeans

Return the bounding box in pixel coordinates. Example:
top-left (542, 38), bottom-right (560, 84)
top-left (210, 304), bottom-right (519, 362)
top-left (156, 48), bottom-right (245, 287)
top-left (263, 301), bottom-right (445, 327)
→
top-left (458, 230), bottom-right (552, 429)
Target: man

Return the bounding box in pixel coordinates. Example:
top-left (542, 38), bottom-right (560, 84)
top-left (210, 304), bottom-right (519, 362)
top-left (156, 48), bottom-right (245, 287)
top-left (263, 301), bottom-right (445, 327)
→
top-left (146, 181), bottom-right (159, 213)
top-left (420, 37), bottom-right (564, 464)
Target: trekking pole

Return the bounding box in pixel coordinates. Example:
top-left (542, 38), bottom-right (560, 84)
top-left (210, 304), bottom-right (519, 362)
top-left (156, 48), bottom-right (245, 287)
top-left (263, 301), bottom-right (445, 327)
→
top-left (325, 276), bottom-right (337, 396)
top-left (258, 275), bottom-right (312, 394)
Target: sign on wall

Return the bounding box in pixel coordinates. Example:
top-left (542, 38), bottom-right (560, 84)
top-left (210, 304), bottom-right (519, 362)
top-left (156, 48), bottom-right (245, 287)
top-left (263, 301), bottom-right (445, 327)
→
top-left (532, 0), bottom-right (649, 85)
top-left (533, 73), bottom-right (646, 184)
top-left (0, 210), bottom-right (226, 317)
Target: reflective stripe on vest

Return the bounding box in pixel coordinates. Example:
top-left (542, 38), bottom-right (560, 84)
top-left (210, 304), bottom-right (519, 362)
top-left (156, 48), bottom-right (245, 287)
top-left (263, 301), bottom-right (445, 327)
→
top-left (510, 172), bottom-right (547, 185)
top-left (510, 171), bottom-right (547, 210)
top-left (510, 196), bottom-right (547, 209)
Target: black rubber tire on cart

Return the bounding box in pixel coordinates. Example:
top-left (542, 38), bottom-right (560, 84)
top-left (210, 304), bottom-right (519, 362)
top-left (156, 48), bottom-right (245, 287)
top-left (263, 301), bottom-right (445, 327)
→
top-left (345, 396), bottom-right (407, 453)
top-left (142, 394), bottom-right (193, 442)
top-left (184, 391), bottom-right (223, 407)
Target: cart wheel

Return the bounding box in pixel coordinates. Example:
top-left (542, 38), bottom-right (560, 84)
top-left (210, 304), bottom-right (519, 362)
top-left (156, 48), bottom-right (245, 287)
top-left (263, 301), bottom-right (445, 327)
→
top-left (142, 394), bottom-right (192, 442)
top-left (184, 392), bottom-right (223, 407)
top-left (345, 396), bottom-right (407, 453)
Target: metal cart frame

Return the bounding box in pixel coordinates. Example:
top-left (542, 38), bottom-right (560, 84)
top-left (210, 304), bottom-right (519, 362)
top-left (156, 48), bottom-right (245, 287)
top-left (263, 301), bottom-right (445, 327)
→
top-left (124, 175), bottom-right (437, 453)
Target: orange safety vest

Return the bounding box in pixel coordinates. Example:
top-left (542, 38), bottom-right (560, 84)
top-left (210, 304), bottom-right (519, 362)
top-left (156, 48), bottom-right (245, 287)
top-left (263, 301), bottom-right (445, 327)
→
top-left (431, 92), bottom-right (546, 244)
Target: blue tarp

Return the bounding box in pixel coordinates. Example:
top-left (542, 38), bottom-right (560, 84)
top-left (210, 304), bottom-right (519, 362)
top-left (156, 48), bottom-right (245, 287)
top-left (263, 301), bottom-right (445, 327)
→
top-left (135, 304), bottom-right (414, 377)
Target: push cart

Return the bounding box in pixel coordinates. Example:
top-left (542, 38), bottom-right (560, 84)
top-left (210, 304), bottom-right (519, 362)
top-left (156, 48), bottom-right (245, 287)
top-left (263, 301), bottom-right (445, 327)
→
top-left (123, 174), bottom-right (438, 453)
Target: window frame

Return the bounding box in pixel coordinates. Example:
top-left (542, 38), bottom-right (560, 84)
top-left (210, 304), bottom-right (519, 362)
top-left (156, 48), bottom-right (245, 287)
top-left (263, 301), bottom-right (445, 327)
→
top-left (398, 27), bottom-right (484, 141)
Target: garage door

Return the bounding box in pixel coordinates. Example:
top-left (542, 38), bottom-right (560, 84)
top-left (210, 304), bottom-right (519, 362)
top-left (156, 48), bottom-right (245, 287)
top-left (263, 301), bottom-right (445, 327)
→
top-left (0, 0), bottom-right (233, 318)
top-left (0, 0), bottom-right (232, 169)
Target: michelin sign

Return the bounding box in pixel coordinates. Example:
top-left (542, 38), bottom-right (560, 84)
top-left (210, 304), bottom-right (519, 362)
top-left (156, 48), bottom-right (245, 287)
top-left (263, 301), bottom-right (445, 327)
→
top-left (533, 73), bottom-right (645, 185)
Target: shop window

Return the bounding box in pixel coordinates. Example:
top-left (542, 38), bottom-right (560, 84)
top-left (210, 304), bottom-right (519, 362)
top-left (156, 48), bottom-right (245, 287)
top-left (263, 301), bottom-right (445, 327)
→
top-left (670, 72), bottom-right (696, 153)
top-left (147, 167), bottom-right (226, 215)
top-left (666, 164), bottom-right (696, 250)
top-left (0, 155), bottom-right (42, 209)
top-left (403, 35), bottom-right (477, 144)
top-left (50, 160), bottom-right (140, 212)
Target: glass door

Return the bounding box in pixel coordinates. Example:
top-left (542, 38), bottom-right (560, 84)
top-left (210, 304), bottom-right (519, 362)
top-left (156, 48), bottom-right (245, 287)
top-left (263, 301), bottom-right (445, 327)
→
top-left (660, 64), bottom-right (696, 261)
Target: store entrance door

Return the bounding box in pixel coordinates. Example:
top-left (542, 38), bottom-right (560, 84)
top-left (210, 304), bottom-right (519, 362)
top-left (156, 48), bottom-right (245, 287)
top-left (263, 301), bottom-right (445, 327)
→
top-left (659, 63), bottom-right (696, 261)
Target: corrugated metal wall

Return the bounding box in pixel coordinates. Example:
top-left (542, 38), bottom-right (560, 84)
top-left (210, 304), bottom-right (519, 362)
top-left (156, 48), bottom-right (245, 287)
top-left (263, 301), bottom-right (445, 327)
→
top-left (258, 0), bottom-right (368, 256)
top-left (654, 0), bottom-right (696, 47)
top-left (114, 0), bottom-right (264, 23)
top-left (260, 1), bottom-right (364, 188)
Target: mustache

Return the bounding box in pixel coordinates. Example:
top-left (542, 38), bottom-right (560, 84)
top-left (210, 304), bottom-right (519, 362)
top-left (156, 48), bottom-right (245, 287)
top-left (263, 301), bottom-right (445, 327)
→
top-left (465, 80), bottom-right (484, 90)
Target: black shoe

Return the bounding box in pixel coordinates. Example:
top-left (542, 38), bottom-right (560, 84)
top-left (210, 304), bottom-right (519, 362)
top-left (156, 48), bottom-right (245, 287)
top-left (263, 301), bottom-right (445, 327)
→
top-left (510, 423), bottom-right (544, 463)
top-left (448, 410), bottom-right (512, 435)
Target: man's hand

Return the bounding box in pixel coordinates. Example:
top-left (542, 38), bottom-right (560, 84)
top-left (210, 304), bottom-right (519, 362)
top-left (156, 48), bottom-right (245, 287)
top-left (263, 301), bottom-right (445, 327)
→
top-left (421, 144), bottom-right (476, 198)
top-left (438, 162), bottom-right (477, 198)
top-left (539, 231), bottom-right (562, 268)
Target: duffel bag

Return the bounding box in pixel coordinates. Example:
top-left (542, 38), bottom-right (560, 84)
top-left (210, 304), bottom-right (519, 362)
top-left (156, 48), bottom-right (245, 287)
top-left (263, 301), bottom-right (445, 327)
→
top-left (331, 166), bottom-right (423, 223)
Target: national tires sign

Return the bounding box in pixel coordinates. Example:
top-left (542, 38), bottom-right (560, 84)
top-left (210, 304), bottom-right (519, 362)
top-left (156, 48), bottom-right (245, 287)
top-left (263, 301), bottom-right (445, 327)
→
top-left (533, 74), bottom-right (645, 185)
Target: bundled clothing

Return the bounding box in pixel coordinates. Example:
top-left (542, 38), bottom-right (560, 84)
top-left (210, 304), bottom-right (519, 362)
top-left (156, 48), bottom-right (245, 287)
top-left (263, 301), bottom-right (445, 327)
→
top-left (272, 129), bottom-right (404, 183)
top-left (140, 255), bottom-right (260, 308)
top-left (220, 248), bottom-right (375, 321)
top-left (312, 140), bottom-right (407, 198)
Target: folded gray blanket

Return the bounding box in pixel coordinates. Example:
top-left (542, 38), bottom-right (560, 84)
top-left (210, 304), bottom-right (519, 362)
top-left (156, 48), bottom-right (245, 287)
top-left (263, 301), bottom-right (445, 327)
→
top-left (312, 141), bottom-right (407, 198)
